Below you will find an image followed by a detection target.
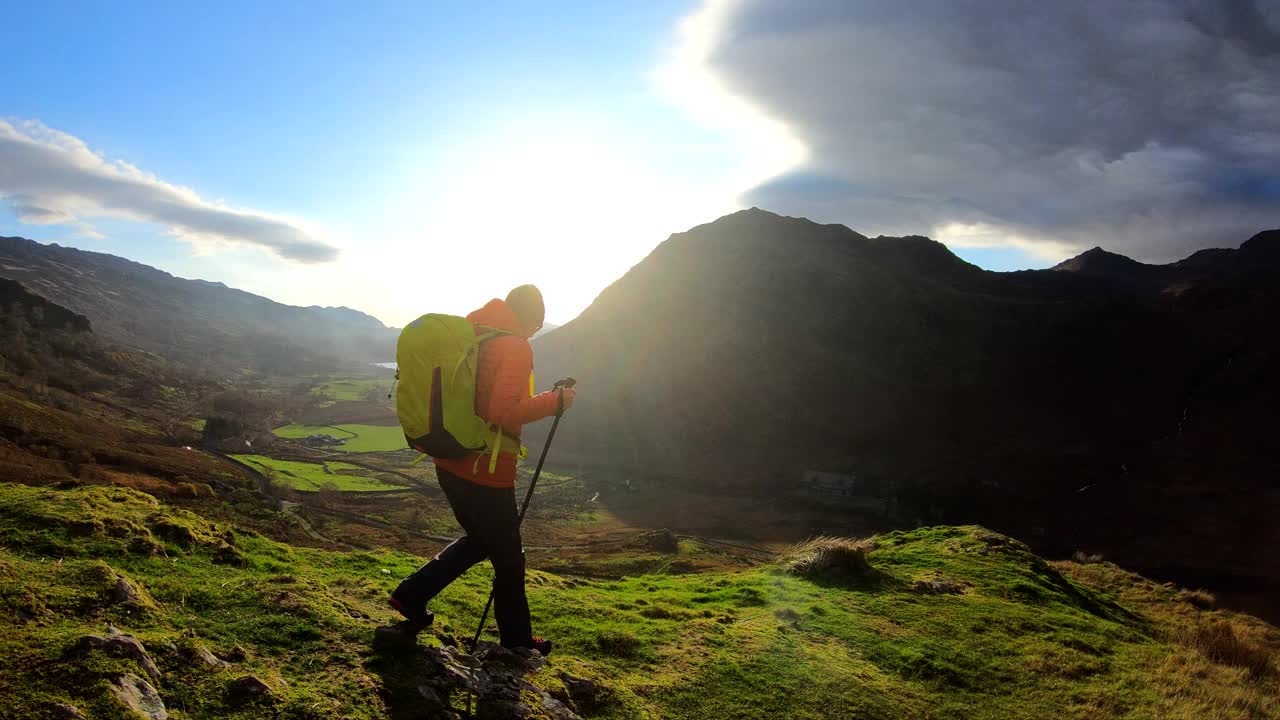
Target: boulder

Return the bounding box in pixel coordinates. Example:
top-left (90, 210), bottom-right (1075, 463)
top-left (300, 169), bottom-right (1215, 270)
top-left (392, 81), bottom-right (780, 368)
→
top-left (416, 685), bottom-right (464, 719)
top-left (46, 703), bottom-right (85, 719)
top-left (108, 674), bottom-right (167, 720)
top-left (912, 579), bottom-right (965, 595)
top-left (76, 632), bottom-right (162, 684)
top-left (186, 644), bottom-right (230, 669)
top-left (111, 576), bottom-right (141, 605)
top-left (226, 675), bottom-right (278, 706)
top-left (558, 672), bottom-right (601, 712)
top-left (396, 634), bottom-right (582, 720)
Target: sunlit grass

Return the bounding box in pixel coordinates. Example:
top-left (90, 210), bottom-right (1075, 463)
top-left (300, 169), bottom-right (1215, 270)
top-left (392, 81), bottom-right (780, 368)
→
top-left (309, 378), bottom-right (389, 403)
top-left (0, 484), bottom-right (1274, 720)
top-left (271, 424), bottom-right (406, 453)
top-left (230, 455), bottom-right (404, 492)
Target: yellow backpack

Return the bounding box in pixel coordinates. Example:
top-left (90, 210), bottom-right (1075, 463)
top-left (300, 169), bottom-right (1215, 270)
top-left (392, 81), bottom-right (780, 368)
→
top-left (395, 314), bottom-right (521, 469)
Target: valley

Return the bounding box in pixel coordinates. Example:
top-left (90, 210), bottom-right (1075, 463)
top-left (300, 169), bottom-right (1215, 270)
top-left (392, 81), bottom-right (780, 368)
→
top-left (0, 216), bottom-right (1276, 718)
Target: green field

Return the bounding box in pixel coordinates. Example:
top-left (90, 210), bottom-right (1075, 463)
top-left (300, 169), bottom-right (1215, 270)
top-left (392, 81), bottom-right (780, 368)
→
top-left (1, 483), bottom-right (1274, 720)
top-left (272, 424), bottom-right (406, 453)
top-left (231, 454), bottom-right (405, 492)
top-left (309, 377), bottom-right (390, 403)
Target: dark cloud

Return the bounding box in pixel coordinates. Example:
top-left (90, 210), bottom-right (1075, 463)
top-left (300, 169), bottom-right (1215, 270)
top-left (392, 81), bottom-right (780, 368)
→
top-left (707, 0), bottom-right (1280, 260)
top-left (0, 120), bottom-right (337, 263)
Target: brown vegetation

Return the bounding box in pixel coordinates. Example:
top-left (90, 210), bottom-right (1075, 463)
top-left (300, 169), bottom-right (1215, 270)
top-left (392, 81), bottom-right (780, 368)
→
top-left (1173, 619), bottom-right (1274, 678)
top-left (780, 536), bottom-right (875, 579)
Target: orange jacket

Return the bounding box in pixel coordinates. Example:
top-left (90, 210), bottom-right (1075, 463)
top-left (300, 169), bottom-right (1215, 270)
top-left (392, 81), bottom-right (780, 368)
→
top-left (434, 298), bottom-right (560, 488)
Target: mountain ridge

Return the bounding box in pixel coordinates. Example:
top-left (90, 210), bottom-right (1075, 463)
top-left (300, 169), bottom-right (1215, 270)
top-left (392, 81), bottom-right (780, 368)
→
top-left (531, 208), bottom-right (1280, 620)
top-left (0, 235), bottom-right (396, 373)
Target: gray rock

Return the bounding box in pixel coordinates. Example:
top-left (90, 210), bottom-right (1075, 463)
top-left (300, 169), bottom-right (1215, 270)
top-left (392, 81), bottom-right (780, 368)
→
top-left (76, 633), bottom-right (162, 684)
top-left (111, 576), bottom-right (141, 605)
top-left (417, 685), bottom-right (463, 719)
top-left (537, 692), bottom-right (581, 720)
top-left (558, 672), bottom-right (600, 711)
top-left (108, 674), bottom-right (167, 720)
top-left (373, 622), bottom-right (423, 654)
top-left (913, 579), bottom-right (965, 595)
top-left (46, 703), bottom-right (85, 719)
top-left (188, 645), bottom-right (230, 669)
top-left (413, 642), bottom-right (582, 720)
top-left (226, 675), bottom-right (277, 706)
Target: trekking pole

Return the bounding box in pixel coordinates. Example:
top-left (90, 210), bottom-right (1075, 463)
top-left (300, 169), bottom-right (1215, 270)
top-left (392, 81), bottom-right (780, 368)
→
top-left (469, 377), bottom-right (576, 652)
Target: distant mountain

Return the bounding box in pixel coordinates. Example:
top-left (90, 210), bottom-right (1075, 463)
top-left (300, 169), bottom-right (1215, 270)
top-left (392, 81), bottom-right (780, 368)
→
top-left (0, 236), bottom-right (396, 373)
top-left (1051, 246), bottom-right (1154, 279)
top-left (532, 209), bottom-right (1280, 617)
top-left (532, 322), bottom-right (560, 340)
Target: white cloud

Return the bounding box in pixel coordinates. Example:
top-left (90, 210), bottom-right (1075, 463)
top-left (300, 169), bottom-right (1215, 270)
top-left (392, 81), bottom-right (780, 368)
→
top-left (686, 0), bottom-right (1280, 261)
top-left (655, 0), bottom-right (807, 195)
top-left (0, 119), bottom-right (337, 262)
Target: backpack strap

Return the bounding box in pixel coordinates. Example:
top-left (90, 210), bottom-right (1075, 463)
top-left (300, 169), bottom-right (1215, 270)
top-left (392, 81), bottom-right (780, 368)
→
top-left (453, 327), bottom-right (510, 380)
top-left (459, 326), bottom-right (518, 474)
top-left (488, 426), bottom-right (504, 474)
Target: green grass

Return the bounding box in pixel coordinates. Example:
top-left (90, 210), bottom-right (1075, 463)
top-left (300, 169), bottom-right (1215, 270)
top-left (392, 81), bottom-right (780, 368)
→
top-left (272, 424), bottom-right (407, 453)
top-left (309, 378), bottom-right (389, 403)
top-left (230, 455), bottom-right (405, 492)
top-left (0, 484), bottom-right (1275, 720)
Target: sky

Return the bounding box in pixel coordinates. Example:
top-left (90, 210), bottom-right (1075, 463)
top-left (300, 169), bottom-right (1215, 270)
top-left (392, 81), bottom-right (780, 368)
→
top-left (3, 1), bottom-right (1278, 327)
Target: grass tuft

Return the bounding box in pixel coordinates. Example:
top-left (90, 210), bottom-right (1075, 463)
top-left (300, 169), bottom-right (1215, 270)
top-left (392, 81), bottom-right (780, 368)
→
top-left (1173, 618), bottom-right (1273, 677)
top-left (1180, 588), bottom-right (1217, 610)
top-left (779, 536), bottom-right (875, 581)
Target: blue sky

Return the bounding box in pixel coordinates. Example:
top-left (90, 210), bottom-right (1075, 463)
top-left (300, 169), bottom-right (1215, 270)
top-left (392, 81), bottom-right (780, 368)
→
top-left (1, 2), bottom-right (1109, 326)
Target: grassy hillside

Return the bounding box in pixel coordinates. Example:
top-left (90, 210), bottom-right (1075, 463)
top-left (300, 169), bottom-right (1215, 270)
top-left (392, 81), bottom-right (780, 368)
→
top-left (1, 483), bottom-right (1275, 719)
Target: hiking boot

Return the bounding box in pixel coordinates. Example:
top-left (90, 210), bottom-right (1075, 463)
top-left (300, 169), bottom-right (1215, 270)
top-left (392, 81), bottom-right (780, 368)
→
top-left (505, 636), bottom-right (553, 656)
top-left (388, 594), bottom-right (434, 632)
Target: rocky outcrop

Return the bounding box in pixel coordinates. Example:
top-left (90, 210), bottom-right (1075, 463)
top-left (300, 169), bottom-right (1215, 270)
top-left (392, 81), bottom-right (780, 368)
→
top-left (108, 674), bottom-right (167, 720)
top-left (111, 576), bottom-right (143, 605)
top-left (557, 671), bottom-right (602, 713)
top-left (417, 641), bottom-right (580, 720)
top-left (226, 675), bottom-right (281, 707)
top-left (912, 579), bottom-right (965, 595)
top-left (46, 703), bottom-right (85, 719)
top-left (76, 628), bottom-right (162, 684)
top-left (188, 645), bottom-right (231, 670)
top-left (375, 625), bottom-right (595, 720)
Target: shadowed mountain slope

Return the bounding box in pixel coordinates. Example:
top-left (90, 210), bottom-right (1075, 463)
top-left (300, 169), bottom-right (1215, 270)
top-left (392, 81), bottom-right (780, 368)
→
top-left (532, 209), bottom-right (1280, 618)
top-left (0, 236), bottom-right (396, 373)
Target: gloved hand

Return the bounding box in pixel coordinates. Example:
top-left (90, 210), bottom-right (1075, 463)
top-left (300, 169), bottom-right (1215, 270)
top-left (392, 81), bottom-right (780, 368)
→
top-left (559, 387), bottom-right (577, 411)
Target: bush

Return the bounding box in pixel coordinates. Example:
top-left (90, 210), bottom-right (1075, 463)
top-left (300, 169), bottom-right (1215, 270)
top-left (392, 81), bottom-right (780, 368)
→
top-left (780, 536), bottom-right (875, 580)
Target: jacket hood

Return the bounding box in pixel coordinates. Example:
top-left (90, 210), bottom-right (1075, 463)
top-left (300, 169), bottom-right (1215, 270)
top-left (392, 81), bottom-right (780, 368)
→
top-left (468, 298), bottom-right (529, 336)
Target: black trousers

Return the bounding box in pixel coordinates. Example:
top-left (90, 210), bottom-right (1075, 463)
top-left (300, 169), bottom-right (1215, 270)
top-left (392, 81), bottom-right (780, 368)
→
top-left (394, 466), bottom-right (532, 647)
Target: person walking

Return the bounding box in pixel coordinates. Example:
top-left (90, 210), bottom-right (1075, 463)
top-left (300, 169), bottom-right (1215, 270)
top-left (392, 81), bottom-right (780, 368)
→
top-left (389, 284), bottom-right (574, 655)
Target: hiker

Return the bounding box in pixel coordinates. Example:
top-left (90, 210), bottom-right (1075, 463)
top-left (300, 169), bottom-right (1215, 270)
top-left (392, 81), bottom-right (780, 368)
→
top-left (389, 284), bottom-right (574, 655)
